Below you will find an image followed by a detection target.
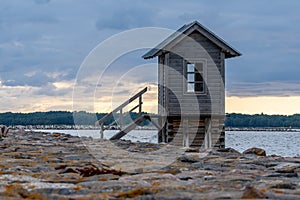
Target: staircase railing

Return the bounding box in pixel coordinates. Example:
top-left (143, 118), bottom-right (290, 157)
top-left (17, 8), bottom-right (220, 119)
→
top-left (95, 87), bottom-right (148, 138)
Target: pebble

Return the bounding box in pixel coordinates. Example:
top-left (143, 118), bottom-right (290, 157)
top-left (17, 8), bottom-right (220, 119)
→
top-left (0, 131), bottom-right (299, 199)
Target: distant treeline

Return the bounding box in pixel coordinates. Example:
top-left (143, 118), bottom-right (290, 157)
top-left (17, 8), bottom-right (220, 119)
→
top-left (0, 111), bottom-right (149, 126)
top-left (0, 111), bottom-right (300, 128)
top-left (225, 113), bottom-right (300, 128)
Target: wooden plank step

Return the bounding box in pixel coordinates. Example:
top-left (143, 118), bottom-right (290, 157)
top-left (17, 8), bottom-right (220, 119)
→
top-left (109, 115), bottom-right (148, 140)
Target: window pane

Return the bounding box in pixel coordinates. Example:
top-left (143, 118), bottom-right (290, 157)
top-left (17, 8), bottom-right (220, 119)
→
top-left (195, 63), bottom-right (203, 72)
top-left (195, 72), bottom-right (203, 82)
top-left (195, 82), bottom-right (204, 92)
top-left (187, 83), bottom-right (194, 92)
top-left (187, 63), bottom-right (195, 72)
top-left (187, 74), bottom-right (194, 82)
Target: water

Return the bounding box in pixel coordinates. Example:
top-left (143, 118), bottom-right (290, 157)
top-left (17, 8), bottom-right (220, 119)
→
top-left (226, 131), bottom-right (300, 157)
top-left (34, 129), bottom-right (300, 157)
top-left (34, 129), bottom-right (158, 143)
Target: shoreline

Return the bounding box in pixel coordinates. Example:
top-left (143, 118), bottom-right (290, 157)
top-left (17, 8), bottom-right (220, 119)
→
top-left (0, 131), bottom-right (299, 199)
top-left (6, 124), bottom-right (300, 132)
top-left (226, 127), bottom-right (299, 132)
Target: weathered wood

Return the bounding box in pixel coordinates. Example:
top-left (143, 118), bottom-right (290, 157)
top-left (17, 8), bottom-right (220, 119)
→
top-left (138, 96), bottom-right (142, 115)
top-left (100, 123), bottom-right (104, 139)
top-left (119, 108), bottom-right (123, 130)
top-left (128, 103), bottom-right (142, 113)
top-left (183, 119), bottom-right (189, 147)
top-left (109, 115), bottom-right (148, 140)
top-left (204, 118), bottom-right (212, 148)
top-left (96, 87), bottom-right (147, 125)
top-left (145, 22), bottom-right (240, 148)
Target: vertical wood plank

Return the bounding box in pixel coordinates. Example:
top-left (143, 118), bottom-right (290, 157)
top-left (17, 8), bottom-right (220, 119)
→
top-left (183, 118), bottom-right (189, 147)
top-left (100, 123), bottom-right (104, 139)
top-left (204, 118), bottom-right (212, 148)
top-left (139, 96), bottom-right (142, 115)
top-left (120, 109), bottom-right (123, 130)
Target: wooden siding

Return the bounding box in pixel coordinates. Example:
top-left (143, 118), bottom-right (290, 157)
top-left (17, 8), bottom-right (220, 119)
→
top-left (157, 29), bottom-right (227, 147)
top-left (163, 31), bottom-right (224, 116)
top-left (166, 117), bottom-right (225, 148)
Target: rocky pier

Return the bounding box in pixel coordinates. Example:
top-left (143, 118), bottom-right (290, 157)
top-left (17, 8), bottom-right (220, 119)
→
top-left (0, 131), bottom-right (299, 199)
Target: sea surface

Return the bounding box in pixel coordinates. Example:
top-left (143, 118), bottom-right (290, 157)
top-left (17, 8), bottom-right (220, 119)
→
top-left (34, 129), bottom-right (300, 157)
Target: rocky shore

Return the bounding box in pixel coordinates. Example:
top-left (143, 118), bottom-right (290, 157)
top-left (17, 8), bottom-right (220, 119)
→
top-left (0, 131), bottom-right (299, 199)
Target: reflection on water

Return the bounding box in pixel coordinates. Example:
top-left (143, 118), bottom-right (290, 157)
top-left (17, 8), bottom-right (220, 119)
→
top-left (34, 129), bottom-right (300, 157)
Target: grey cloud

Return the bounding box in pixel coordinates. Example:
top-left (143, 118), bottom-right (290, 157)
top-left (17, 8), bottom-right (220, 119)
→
top-left (33, 83), bottom-right (70, 96)
top-left (226, 82), bottom-right (300, 97)
top-left (1, 72), bottom-right (51, 87)
top-left (0, 0), bottom-right (300, 103)
top-left (0, 68), bottom-right (75, 88)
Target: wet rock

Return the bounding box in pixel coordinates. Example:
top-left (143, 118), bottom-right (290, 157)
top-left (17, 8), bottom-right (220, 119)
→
top-left (81, 174), bottom-right (120, 182)
top-left (271, 183), bottom-right (297, 190)
top-left (59, 167), bottom-right (79, 174)
top-left (184, 147), bottom-right (199, 153)
top-left (243, 147), bottom-right (266, 156)
top-left (267, 172), bottom-right (297, 178)
top-left (64, 155), bottom-right (93, 160)
top-left (52, 133), bottom-right (61, 137)
top-left (216, 147), bottom-right (241, 155)
top-left (241, 186), bottom-right (266, 199)
top-left (0, 131), bottom-right (299, 199)
top-left (296, 168), bottom-right (300, 177)
top-left (119, 173), bottom-right (177, 183)
top-left (176, 170), bottom-right (215, 181)
top-left (265, 192), bottom-right (300, 200)
top-left (178, 155), bottom-right (199, 163)
top-left (236, 163), bottom-right (266, 170)
top-left (272, 162), bottom-right (300, 173)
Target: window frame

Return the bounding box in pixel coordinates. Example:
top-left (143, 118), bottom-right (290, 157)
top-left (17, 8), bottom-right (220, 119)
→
top-left (183, 59), bottom-right (207, 95)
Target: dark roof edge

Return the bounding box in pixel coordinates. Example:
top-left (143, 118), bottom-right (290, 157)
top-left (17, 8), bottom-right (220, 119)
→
top-left (193, 21), bottom-right (241, 58)
top-left (142, 21), bottom-right (241, 59)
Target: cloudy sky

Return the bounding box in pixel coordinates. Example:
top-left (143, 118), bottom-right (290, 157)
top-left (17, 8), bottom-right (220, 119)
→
top-left (1, 0), bottom-right (300, 114)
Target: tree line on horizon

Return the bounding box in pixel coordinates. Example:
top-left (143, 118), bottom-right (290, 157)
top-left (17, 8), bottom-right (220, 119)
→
top-left (0, 111), bottom-right (299, 128)
top-left (0, 111), bottom-right (150, 127)
top-left (226, 113), bottom-right (300, 128)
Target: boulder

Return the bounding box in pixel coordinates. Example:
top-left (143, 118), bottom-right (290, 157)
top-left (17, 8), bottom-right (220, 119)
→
top-left (243, 147), bottom-right (266, 156)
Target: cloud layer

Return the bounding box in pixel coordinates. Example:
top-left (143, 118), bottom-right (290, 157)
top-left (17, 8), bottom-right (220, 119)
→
top-left (0, 0), bottom-right (300, 112)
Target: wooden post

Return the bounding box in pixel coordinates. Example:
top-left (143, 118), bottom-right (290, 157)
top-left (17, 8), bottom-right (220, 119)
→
top-left (120, 108), bottom-right (123, 130)
top-left (183, 119), bottom-right (189, 147)
top-left (205, 118), bottom-right (212, 148)
top-left (158, 116), bottom-right (162, 143)
top-left (139, 96), bottom-right (142, 115)
top-left (100, 122), bottom-right (104, 139)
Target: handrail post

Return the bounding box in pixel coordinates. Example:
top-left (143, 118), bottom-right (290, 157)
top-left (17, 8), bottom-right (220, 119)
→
top-left (139, 96), bottom-right (142, 116)
top-left (100, 122), bottom-right (104, 139)
top-left (96, 87), bottom-right (148, 135)
top-left (120, 108), bottom-right (123, 130)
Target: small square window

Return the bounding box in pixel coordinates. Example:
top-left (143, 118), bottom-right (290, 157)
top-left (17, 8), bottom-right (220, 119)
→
top-left (187, 83), bottom-right (195, 92)
top-left (195, 72), bottom-right (203, 82)
top-left (187, 63), bottom-right (195, 72)
top-left (185, 61), bottom-right (205, 93)
top-left (195, 63), bottom-right (203, 72)
top-left (195, 82), bottom-right (204, 92)
top-left (187, 74), bottom-right (195, 82)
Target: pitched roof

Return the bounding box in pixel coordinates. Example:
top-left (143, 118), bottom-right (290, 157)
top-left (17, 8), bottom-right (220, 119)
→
top-left (142, 21), bottom-right (241, 59)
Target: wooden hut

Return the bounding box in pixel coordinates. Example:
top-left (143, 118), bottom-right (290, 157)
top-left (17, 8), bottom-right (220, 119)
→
top-left (142, 21), bottom-right (241, 148)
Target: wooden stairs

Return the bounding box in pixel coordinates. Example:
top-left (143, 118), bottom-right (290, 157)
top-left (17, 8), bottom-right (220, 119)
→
top-left (95, 87), bottom-right (159, 140)
top-left (110, 115), bottom-right (150, 140)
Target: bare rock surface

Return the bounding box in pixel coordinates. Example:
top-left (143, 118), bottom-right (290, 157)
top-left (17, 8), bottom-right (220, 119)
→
top-left (0, 131), bottom-right (299, 199)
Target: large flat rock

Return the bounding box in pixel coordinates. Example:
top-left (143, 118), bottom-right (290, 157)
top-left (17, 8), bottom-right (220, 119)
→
top-left (0, 131), bottom-right (299, 199)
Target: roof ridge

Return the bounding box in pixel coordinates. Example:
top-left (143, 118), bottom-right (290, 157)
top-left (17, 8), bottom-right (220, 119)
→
top-left (142, 21), bottom-right (241, 59)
